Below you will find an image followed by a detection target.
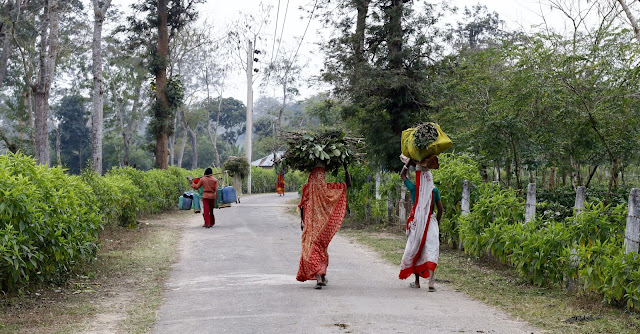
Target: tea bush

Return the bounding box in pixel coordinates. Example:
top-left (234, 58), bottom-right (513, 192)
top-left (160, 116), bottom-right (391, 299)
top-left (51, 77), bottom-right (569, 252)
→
top-left (432, 153), bottom-right (482, 245)
top-left (0, 153), bottom-right (102, 292)
top-left (0, 153), bottom-right (199, 293)
top-left (245, 166), bottom-right (308, 194)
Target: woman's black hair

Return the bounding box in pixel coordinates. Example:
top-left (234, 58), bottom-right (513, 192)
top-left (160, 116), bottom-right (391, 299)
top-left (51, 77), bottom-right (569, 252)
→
top-left (204, 167), bottom-right (213, 176)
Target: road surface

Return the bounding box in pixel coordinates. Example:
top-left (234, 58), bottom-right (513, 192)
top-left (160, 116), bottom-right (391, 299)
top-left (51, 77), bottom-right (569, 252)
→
top-left (153, 192), bottom-right (538, 334)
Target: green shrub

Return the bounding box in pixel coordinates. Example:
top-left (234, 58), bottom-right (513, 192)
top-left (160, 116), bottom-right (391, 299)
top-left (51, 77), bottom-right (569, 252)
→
top-left (0, 153), bottom-right (102, 292)
top-left (432, 153), bottom-right (482, 245)
top-left (459, 183), bottom-right (525, 257)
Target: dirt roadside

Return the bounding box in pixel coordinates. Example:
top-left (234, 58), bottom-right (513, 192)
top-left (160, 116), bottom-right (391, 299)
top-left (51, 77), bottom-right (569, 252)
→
top-left (0, 211), bottom-right (195, 334)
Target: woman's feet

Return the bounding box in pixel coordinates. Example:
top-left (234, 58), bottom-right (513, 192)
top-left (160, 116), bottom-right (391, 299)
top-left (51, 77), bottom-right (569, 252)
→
top-left (315, 274), bottom-right (328, 289)
top-left (409, 282), bottom-right (420, 288)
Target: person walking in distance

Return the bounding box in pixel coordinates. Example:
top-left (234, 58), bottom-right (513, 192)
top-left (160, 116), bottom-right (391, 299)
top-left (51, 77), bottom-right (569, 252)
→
top-left (191, 167), bottom-right (218, 228)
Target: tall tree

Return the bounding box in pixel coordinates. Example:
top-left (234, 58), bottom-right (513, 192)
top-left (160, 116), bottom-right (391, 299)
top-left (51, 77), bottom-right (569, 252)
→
top-left (33, 0), bottom-right (60, 166)
top-left (90, 0), bottom-right (112, 174)
top-left (124, 0), bottom-right (203, 169)
top-left (322, 0), bottom-right (445, 169)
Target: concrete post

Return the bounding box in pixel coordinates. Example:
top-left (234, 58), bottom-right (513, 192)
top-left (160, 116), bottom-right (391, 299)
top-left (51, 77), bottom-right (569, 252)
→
top-left (399, 186), bottom-right (407, 223)
top-left (624, 188), bottom-right (640, 254)
top-left (461, 180), bottom-right (471, 215)
top-left (375, 172), bottom-right (381, 200)
top-left (525, 183), bottom-right (536, 223)
top-left (574, 186), bottom-right (586, 217)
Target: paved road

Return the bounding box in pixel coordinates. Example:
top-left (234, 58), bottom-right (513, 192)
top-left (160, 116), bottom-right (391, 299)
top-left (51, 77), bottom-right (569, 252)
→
top-left (153, 193), bottom-right (538, 334)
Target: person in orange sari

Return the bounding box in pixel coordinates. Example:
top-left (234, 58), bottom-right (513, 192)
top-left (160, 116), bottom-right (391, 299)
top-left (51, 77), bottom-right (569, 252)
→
top-left (296, 163), bottom-right (351, 289)
top-left (276, 172), bottom-right (285, 196)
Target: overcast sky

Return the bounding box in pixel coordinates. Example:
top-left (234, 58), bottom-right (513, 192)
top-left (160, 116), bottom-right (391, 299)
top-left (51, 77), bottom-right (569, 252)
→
top-left (109, 0), bottom-right (581, 104)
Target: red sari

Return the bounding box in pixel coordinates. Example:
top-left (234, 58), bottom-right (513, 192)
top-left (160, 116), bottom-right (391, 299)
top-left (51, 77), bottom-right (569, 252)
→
top-left (296, 168), bottom-right (347, 282)
top-left (276, 173), bottom-right (285, 195)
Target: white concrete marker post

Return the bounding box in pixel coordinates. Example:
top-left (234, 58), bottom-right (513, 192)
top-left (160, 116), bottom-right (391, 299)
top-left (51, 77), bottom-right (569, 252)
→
top-left (525, 183), bottom-right (536, 223)
top-left (624, 188), bottom-right (640, 254)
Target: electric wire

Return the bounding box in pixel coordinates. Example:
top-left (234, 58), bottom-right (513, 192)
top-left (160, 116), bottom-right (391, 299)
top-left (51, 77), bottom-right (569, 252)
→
top-left (270, 0), bottom-right (281, 65)
top-left (273, 0), bottom-right (290, 67)
top-left (284, 0), bottom-right (319, 77)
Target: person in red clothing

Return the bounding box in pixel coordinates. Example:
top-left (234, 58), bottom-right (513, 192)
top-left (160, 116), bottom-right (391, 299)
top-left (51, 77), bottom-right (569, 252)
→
top-left (191, 168), bottom-right (218, 228)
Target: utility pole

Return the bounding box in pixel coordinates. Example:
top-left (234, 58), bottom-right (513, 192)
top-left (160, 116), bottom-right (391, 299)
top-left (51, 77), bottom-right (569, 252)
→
top-left (246, 39), bottom-right (254, 194)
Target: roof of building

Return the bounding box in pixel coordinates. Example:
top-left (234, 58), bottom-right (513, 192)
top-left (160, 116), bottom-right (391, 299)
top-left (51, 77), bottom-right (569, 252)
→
top-left (251, 151), bottom-right (285, 168)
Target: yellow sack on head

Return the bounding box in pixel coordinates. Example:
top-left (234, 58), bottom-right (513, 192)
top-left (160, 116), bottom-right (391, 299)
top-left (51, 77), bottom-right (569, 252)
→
top-left (401, 123), bottom-right (453, 162)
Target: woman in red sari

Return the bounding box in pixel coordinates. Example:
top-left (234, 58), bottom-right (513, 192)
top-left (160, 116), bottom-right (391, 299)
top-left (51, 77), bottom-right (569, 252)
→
top-left (276, 172), bottom-right (285, 196)
top-left (296, 163), bottom-right (350, 289)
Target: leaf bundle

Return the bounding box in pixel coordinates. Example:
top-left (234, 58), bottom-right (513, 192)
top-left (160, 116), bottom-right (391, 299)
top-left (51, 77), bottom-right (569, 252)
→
top-left (413, 123), bottom-right (439, 149)
top-left (280, 129), bottom-right (364, 173)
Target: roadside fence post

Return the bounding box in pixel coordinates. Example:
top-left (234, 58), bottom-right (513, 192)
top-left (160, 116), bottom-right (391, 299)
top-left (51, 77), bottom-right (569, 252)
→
top-left (460, 179), bottom-right (471, 250)
top-left (574, 186), bottom-right (586, 218)
top-left (525, 183), bottom-right (536, 223)
top-left (399, 186), bottom-right (406, 223)
top-left (625, 188), bottom-right (640, 254)
top-left (461, 180), bottom-right (471, 215)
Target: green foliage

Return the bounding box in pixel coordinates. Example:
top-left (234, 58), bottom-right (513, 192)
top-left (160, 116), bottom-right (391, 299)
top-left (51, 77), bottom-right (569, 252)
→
top-left (459, 183), bottom-right (525, 257)
top-left (223, 156), bottom-right (249, 178)
top-left (53, 95), bottom-right (90, 174)
top-left (281, 130), bottom-right (362, 173)
top-left (455, 178), bottom-right (639, 310)
top-left (432, 153), bottom-right (482, 245)
top-left (0, 153), bottom-right (102, 292)
top-left (0, 153), bottom-right (200, 293)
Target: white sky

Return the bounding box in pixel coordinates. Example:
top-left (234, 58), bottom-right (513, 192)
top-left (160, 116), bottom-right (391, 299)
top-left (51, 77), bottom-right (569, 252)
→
top-left (109, 0), bottom-right (588, 104)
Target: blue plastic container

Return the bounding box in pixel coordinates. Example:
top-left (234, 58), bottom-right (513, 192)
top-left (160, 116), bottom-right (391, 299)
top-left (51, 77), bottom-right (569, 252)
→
top-left (222, 186), bottom-right (236, 204)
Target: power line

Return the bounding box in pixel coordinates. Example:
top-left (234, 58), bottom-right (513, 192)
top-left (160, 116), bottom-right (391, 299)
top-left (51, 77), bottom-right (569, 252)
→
top-left (273, 0), bottom-right (290, 66)
top-left (285, 0), bottom-right (319, 76)
top-left (270, 0), bottom-right (281, 65)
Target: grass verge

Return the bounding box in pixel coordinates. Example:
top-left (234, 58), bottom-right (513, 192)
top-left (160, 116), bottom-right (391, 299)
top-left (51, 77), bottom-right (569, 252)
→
top-left (341, 228), bottom-right (640, 334)
top-left (0, 211), bottom-right (185, 334)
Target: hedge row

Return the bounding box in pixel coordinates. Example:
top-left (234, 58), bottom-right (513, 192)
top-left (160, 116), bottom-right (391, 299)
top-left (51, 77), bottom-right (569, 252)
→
top-left (0, 153), bottom-right (199, 292)
top-left (321, 154), bottom-right (639, 311)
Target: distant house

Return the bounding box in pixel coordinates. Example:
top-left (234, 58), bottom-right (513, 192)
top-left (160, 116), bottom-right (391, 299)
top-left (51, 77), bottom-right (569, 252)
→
top-left (251, 151), bottom-right (284, 169)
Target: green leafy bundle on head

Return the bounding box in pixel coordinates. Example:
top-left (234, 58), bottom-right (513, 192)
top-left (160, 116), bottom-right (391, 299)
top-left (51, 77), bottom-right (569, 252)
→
top-left (223, 156), bottom-right (250, 178)
top-left (280, 129), bottom-right (364, 173)
top-left (413, 123), bottom-right (439, 149)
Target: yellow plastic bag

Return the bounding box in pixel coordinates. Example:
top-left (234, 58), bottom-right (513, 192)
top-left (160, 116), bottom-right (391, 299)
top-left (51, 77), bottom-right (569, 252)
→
top-left (401, 123), bottom-right (452, 162)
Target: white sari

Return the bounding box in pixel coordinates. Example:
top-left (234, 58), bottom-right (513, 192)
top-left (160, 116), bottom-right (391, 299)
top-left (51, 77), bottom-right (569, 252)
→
top-left (399, 168), bottom-right (439, 279)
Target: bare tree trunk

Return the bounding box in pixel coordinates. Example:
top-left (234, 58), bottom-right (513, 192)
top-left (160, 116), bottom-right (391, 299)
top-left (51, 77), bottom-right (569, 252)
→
top-left (90, 0), bottom-right (112, 174)
top-left (278, 81), bottom-right (287, 130)
top-left (549, 167), bottom-right (556, 189)
top-left (52, 122), bottom-right (61, 166)
top-left (585, 164), bottom-right (598, 188)
top-left (353, 0), bottom-right (370, 65)
top-left (509, 137), bottom-right (521, 189)
top-left (189, 125), bottom-right (197, 169)
top-left (177, 112), bottom-right (188, 168)
top-left (154, 0), bottom-right (170, 169)
top-left (203, 65), bottom-right (221, 167)
top-left (33, 0), bottom-right (60, 166)
top-left (618, 0), bottom-right (640, 42)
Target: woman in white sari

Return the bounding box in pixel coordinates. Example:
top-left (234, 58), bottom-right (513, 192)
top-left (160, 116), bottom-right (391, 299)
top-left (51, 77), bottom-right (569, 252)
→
top-left (399, 155), bottom-right (443, 291)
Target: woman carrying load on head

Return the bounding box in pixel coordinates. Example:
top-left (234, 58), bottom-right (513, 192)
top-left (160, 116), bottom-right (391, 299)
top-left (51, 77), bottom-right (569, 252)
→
top-left (296, 162), bottom-right (351, 289)
top-left (191, 167), bottom-right (218, 228)
top-left (399, 155), bottom-right (443, 291)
